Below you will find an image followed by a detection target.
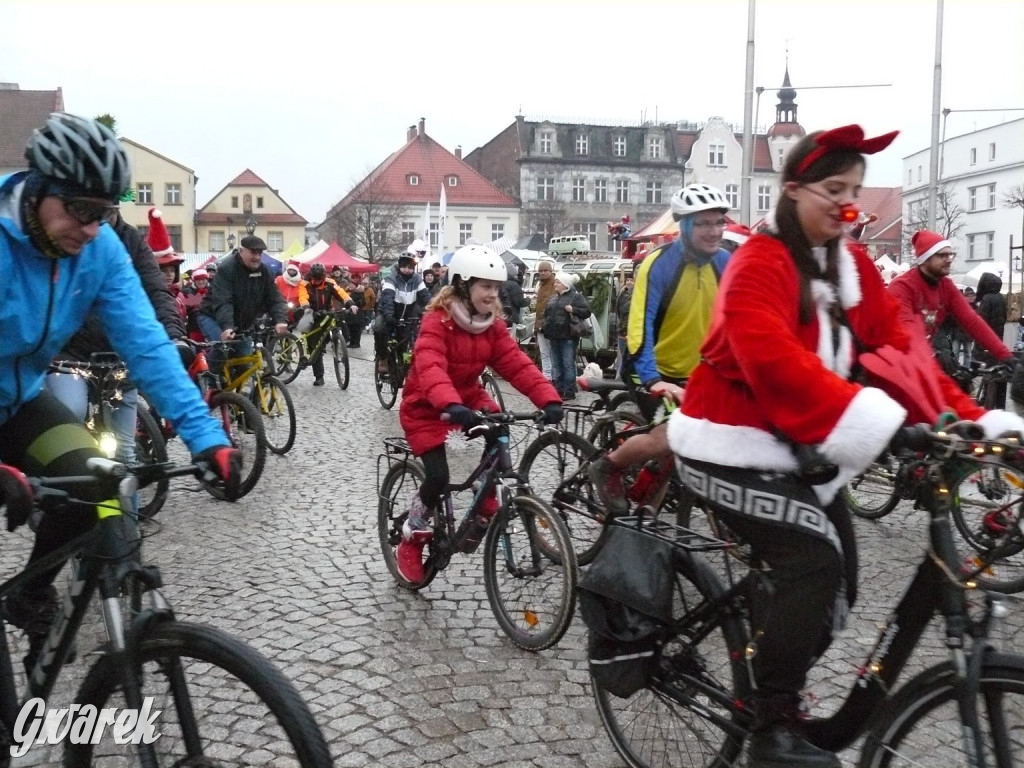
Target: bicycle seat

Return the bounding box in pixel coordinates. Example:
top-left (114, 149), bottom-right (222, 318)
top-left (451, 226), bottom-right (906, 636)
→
top-left (577, 376), bottom-right (629, 394)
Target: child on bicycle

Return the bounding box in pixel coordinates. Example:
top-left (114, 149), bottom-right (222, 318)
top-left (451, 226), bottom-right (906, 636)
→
top-left (396, 245), bottom-right (564, 583)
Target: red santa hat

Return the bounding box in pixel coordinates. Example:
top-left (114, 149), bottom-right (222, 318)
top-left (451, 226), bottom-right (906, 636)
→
top-left (911, 229), bottom-right (952, 266)
top-left (147, 208), bottom-right (174, 257)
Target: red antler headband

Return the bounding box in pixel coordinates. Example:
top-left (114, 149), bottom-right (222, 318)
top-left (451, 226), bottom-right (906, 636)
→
top-left (796, 124), bottom-right (900, 176)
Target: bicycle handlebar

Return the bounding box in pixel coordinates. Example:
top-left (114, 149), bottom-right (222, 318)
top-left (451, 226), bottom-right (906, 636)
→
top-left (891, 422), bottom-right (1024, 469)
top-left (440, 410), bottom-right (544, 425)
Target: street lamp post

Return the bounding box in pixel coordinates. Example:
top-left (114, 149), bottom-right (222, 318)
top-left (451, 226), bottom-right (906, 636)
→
top-left (227, 233), bottom-right (236, 251)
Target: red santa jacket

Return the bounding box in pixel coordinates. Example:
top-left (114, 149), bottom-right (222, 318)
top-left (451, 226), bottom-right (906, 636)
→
top-left (888, 267), bottom-right (1011, 360)
top-left (400, 307), bottom-right (559, 455)
top-left (667, 234), bottom-right (1009, 503)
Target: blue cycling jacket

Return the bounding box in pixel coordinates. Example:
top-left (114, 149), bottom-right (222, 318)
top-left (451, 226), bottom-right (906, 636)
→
top-left (0, 172), bottom-right (227, 453)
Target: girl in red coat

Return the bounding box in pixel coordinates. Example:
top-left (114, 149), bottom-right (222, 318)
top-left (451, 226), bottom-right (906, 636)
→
top-left (667, 125), bottom-right (1024, 768)
top-left (396, 245), bottom-right (563, 583)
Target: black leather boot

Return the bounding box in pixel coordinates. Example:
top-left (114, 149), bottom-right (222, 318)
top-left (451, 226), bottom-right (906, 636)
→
top-left (748, 694), bottom-right (840, 768)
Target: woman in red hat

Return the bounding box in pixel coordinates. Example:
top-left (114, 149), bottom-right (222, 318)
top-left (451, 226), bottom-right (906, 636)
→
top-left (666, 126), bottom-right (1024, 768)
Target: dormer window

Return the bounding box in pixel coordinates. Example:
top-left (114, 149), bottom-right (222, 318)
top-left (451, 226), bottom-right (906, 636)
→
top-left (576, 134), bottom-right (589, 155)
top-left (408, 174), bottom-right (420, 186)
top-left (447, 175), bottom-right (458, 187)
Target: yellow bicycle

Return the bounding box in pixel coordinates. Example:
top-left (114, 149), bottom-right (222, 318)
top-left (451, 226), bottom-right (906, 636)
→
top-left (219, 332), bottom-right (297, 455)
top-left (270, 309), bottom-right (349, 390)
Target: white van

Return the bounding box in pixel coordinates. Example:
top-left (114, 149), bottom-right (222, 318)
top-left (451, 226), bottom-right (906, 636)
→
top-left (547, 235), bottom-right (591, 257)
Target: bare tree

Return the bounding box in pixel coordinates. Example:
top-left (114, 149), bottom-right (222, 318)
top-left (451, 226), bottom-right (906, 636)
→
top-left (521, 202), bottom-right (574, 244)
top-left (321, 175), bottom-right (407, 264)
top-left (903, 181), bottom-right (966, 255)
top-left (1004, 183), bottom-right (1024, 214)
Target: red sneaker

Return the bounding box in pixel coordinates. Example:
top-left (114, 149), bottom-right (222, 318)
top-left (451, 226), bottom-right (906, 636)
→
top-left (396, 525), bottom-right (432, 583)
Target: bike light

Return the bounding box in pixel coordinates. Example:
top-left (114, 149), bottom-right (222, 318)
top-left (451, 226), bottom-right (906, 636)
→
top-left (98, 432), bottom-right (118, 459)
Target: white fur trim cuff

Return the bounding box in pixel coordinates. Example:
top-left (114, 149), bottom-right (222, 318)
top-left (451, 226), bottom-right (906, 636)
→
top-left (818, 387), bottom-right (907, 475)
top-left (978, 410), bottom-right (1024, 438)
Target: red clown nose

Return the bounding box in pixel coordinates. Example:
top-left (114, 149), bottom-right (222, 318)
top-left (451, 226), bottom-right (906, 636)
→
top-left (840, 205), bottom-right (860, 223)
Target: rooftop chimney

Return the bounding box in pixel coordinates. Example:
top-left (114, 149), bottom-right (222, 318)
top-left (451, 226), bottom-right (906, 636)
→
top-left (407, 125), bottom-right (416, 142)
top-left (454, 145), bottom-right (462, 160)
top-left (418, 117), bottom-right (425, 136)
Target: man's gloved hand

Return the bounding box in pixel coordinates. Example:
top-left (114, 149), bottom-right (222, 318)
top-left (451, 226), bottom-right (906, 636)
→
top-left (0, 464), bottom-right (33, 532)
top-left (444, 404), bottom-right (482, 428)
top-left (293, 305), bottom-right (306, 320)
top-left (193, 446), bottom-right (243, 501)
top-left (541, 404), bottom-right (564, 424)
top-left (174, 339), bottom-right (196, 370)
top-left (385, 315), bottom-right (397, 331)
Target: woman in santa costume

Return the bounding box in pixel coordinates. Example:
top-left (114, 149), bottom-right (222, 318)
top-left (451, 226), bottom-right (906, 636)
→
top-left (667, 125), bottom-right (1024, 768)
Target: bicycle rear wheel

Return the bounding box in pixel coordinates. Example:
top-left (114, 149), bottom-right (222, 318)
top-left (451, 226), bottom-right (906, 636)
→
top-left (135, 406), bottom-right (169, 519)
top-left (375, 354), bottom-right (399, 410)
top-left (858, 655), bottom-right (1024, 768)
top-left (332, 328), bottom-right (350, 390)
top-left (951, 462), bottom-right (1024, 593)
top-left (208, 390), bottom-right (266, 499)
top-left (593, 551), bottom-right (751, 768)
top-left (377, 459), bottom-right (438, 589)
top-left (250, 374), bottom-right (297, 455)
top-left (482, 493), bottom-right (578, 651)
top-left (271, 332), bottom-right (304, 385)
top-left (66, 620), bottom-right (332, 767)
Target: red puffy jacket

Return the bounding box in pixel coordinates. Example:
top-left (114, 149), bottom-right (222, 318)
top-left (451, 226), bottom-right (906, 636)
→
top-left (400, 308), bottom-right (560, 455)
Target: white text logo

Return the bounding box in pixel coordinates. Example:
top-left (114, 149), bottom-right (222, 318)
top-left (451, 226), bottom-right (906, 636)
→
top-left (10, 698), bottom-right (161, 757)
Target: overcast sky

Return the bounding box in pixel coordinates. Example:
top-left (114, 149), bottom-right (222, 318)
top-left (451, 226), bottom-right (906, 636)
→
top-left (3, 0), bottom-right (1021, 223)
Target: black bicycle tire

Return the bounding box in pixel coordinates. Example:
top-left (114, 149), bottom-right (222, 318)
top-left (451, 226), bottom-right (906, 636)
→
top-left (65, 620), bottom-right (332, 768)
top-left (482, 493), bottom-right (578, 651)
top-left (135, 406), bottom-right (170, 520)
top-left (858, 654), bottom-right (1024, 768)
top-left (481, 372), bottom-right (505, 411)
top-left (377, 460), bottom-right (438, 590)
top-left (585, 408), bottom-right (647, 447)
top-left (592, 550), bottom-right (751, 768)
top-left (609, 390), bottom-right (641, 414)
top-left (251, 374), bottom-right (297, 456)
top-left (518, 430), bottom-right (603, 564)
top-left (375, 353), bottom-right (399, 410)
top-left (843, 458), bottom-right (902, 520)
top-left (273, 332), bottom-right (304, 385)
top-left (332, 328), bottom-right (350, 390)
top-left (208, 390), bottom-right (266, 499)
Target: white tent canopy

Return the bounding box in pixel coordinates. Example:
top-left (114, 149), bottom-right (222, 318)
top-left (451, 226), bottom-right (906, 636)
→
top-left (293, 240), bottom-right (330, 263)
top-left (956, 261), bottom-right (1011, 291)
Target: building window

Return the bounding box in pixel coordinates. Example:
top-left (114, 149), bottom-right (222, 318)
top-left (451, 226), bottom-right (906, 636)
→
top-left (645, 181), bottom-right (663, 204)
top-left (917, 166), bottom-right (922, 182)
top-left (725, 184), bottom-right (739, 209)
top-left (209, 231), bottom-right (225, 252)
top-left (574, 222), bottom-right (598, 251)
top-left (266, 231), bottom-right (283, 251)
top-left (401, 222), bottom-right (417, 244)
top-left (969, 186), bottom-right (977, 211)
top-left (539, 131), bottom-right (552, 154)
top-left (491, 222), bottom-right (504, 240)
top-left (989, 142), bottom-right (996, 161)
top-left (448, 175), bottom-right (458, 187)
top-left (428, 222), bottom-right (439, 247)
top-left (968, 232), bottom-right (994, 261)
top-left (408, 175), bottom-right (419, 186)
top-left (136, 183), bottom-right (152, 205)
top-left (537, 177), bottom-right (555, 201)
top-left (167, 225), bottom-right (182, 252)
top-left (576, 134), bottom-right (589, 155)
top-left (373, 223), bottom-right (387, 245)
top-left (757, 185), bottom-right (771, 211)
top-left (709, 143), bottom-right (725, 166)
top-left (970, 148), bottom-right (977, 165)
top-left (777, 148), bottom-right (784, 164)
top-left (988, 183), bottom-right (997, 209)
top-left (613, 135), bottom-right (626, 157)
top-left (594, 178), bottom-right (608, 203)
top-left (616, 180), bottom-right (629, 204)
top-left (256, 197), bottom-right (264, 209)
top-left (165, 184), bottom-right (181, 205)
top-left (908, 170), bottom-right (913, 185)
top-left (648, 136), bottom-right (663, 159)
top-left (459, 222), bottom-right (473, 245)
top-left (572, 178), bottom-right (586, 203)
top-left (231, 196), bottom-right (238, 208)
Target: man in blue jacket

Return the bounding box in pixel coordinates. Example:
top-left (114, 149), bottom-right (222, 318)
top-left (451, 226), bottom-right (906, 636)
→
top-left (0, 113), bottom-right (240, 668)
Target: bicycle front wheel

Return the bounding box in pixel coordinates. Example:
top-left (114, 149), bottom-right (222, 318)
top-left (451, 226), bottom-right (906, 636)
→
top-left (482, 493), bottom-right (578, 651)
top-left (593, 551), bottom-right (751, 768)
top-left (951, 461), bottom-right (1024, 593)
top-left (208, 390), bottom-right (266, 499)
top-left (375, 354), bottom-right (399, 410)
top-left (858, 655), bottom-right (1024, 768)
top-left (481, 371), bottom-right (505, 411)
top-left (66, 620), bottom-right (332, 767)
top-left (271, 332), bottom-right (304, 385)
top-left (251, 374), bottom-right (297, 455)
top-left (843, 456), bottom-right (902, 520)
top-left (135, 406), bottom-right (169, 519)
top-left (332, 328), bottom-right (350, 390)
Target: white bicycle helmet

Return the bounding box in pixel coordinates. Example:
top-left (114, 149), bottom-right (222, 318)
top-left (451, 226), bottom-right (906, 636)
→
top-left (25, 113), bottom-right (131, 201)
top-left (447, 245), bottom-right (507, 284)
top-left (670, 183), bottom-right (729, 221)
top-left (406, 238), bottom-right (428, 257)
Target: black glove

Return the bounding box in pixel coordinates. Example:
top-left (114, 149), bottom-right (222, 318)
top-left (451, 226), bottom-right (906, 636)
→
top-left (0, 464), bottom-right (33, 532)
top-left (293, 305), bottom-right (306, 320)
top-left (444, 404), bottom-right (482, 428)
top-left (174, 339), bottom-right (195, 370)
top-left (193, 446), bottom-right (243, 501)
top-left (541, 404), bottom-right (564, 424)
top-left (385, 315), bottom-right (397, 331)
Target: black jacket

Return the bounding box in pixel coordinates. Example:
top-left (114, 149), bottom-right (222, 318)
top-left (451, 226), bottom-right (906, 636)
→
top-left (501, 278), bottom-right (528, 326)
top-left (975, 272), bottom-right (1007, 338)
top-left (61, 214), bottom-right (185, 361)
top-left (199, 250), bottom-right (288, 332)
top-left (542, 288), bottom-right (592, 341)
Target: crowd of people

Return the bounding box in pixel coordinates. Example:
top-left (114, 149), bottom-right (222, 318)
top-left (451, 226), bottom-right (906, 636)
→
top-left (5, 111), bottom-right (1024, 768)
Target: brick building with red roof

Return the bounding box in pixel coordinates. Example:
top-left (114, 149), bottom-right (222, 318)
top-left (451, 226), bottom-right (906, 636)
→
top-left (319, 118), bottom-right (519, 263)
top-left (0, 84), bottom-right (64, 175)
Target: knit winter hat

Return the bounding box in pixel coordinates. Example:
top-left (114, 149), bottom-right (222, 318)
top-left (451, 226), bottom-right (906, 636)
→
top-left (553, 271), bottom-right (576, 289)
top-left (147, 208), bottom-right (174, 257)
top-left (912, 229), bottom-right (952, 266)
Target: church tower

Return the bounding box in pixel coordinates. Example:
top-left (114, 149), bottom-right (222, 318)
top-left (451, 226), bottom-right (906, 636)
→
top-left (766, 65), bottom-right (806, 171)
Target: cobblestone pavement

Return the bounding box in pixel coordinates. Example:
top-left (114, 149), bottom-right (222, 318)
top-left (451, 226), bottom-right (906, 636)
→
top-left (3, 330), bottom-right (1024, 767)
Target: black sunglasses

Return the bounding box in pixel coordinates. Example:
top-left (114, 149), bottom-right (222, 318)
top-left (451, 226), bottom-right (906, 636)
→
top-left (60, 196), bottom-right (118, 226)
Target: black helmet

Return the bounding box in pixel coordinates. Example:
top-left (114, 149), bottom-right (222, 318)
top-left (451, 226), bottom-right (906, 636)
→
top-left (25, 113), bottom-right (131, 201)
top-left (309, 263), bottom-right (326, 280)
